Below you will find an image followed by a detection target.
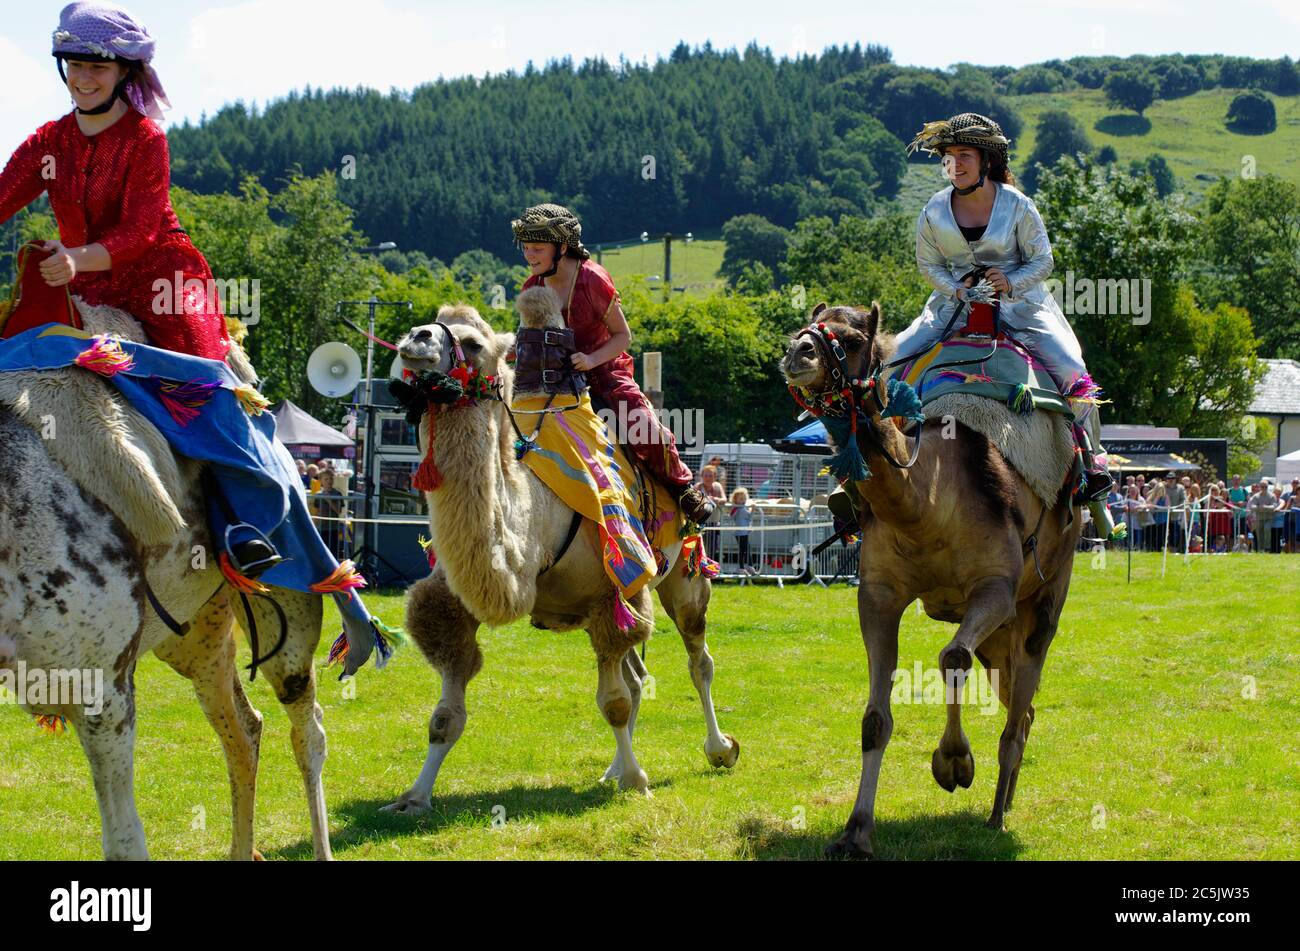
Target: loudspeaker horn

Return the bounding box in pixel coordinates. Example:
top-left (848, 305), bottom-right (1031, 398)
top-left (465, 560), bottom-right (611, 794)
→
top-left (307, 341), bottom-right (362, 398)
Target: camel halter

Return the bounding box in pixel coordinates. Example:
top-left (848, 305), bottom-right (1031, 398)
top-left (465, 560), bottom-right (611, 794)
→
top-left (787, 321), bottom-right (925, 482)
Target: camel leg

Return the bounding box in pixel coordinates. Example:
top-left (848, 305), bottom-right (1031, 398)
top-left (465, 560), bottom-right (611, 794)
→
top-left (932, 578), bottom-right (1017, 793)
top-left (235, 589), bottom-right (331, 860)
top-left (601, 649), bottom-right (645, 783)
top-left (588, 590), bottom-right (652, 794)
top-left (70, 682), bottom-right (148, 860)
top-left (154, 589), bottom-right (265, 861)
top-left (656, 567), bottom-right (739, 769)
top-left (988, 592), bottom-right (1061, 830)
top-left (384, 571), bottom-right (482, 814)
top-left (827, 581), bottom-right (907, 859)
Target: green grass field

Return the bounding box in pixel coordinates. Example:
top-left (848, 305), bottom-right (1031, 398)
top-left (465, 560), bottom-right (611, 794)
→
top-left (1, 551), bottom-right (1296, 860)
top-left (596, 232), bottom-right (726, 298)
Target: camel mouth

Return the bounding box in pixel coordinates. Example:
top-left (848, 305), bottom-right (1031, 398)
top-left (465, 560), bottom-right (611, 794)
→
top-left (781, 350), bottom-right (825, 388)
top-left (396, 330), bottom-right (445, 372)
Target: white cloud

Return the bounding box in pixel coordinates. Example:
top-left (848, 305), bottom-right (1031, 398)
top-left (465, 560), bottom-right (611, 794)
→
top-left (0, 34), bottom-right (71, 153)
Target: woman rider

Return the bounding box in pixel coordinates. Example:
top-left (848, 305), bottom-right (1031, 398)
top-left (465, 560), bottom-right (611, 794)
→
top-left (897, 112), bottom-right (1119, 536)
top-left (0, 3), bottom-right (389, 665)
top-left (511, 203), bottom-right (717, 526)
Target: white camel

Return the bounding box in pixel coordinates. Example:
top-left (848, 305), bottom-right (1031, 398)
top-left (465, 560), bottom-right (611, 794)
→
top-left (0, 302), bottom-right (362, 859)
top-left (382, 289), bottom-right (739, 813)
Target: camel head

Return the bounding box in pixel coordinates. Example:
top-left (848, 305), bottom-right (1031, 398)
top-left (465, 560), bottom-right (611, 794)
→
top-left (781, 301), bottom-right (893, 394)
top-left (397, 304), bottom-right (515, 383)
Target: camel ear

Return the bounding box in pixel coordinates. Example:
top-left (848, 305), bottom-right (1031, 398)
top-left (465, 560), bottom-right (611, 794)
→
top-left (865, 301), bottom-right (881, 340)
top-left (811, 301), bottom-right (829, 318)
top-left (494, 331), bottom-right (515, 359)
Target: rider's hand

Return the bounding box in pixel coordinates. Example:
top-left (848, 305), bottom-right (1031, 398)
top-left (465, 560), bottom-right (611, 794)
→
top-left (985, 267), bottom-right (1012, 295)
top-left (39, 241), bottom-right (76, 287)
top-left (570, 351), bottom-right (595, 372)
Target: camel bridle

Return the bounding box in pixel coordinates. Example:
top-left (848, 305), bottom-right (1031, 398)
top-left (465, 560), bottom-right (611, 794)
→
top-left (787, 321), bottom-right (922, 471)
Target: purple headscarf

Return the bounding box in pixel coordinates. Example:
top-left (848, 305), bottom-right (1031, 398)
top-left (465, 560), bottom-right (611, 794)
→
top-left (51, 2), bottom-right (171, 121)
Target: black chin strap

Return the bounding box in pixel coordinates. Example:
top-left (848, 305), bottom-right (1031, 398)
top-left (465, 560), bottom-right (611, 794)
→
top-left (536, 243), bottom-right (564, 280)
top-left (56, 57), bottom-right (130, 115)
top-left (952, 152), bottom-right (990, 196)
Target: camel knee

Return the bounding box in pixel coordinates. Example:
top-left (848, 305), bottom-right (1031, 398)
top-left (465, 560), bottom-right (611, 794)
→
top-left (428, 704), bottom-right (467, 746)
top-left (688, 646), bottom-right (715, 686)
top-left (861, 707), bottom-right (892, 752)
top-left (940, 643), bottom-right (972, 676)
top-left (598, 679), bottom-right (633, 728)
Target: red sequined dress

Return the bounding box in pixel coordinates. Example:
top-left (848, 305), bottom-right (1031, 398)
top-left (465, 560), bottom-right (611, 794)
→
top-left (523, 260), bottom-right (694, 491)
top-left (0, 109), bottom-right (231, 361)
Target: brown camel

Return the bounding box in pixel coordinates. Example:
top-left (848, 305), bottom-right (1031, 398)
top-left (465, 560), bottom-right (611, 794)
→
top-left (382, 291), bottom-right (738, 812)
top-left (781, 302), bottom-right (1080, 859)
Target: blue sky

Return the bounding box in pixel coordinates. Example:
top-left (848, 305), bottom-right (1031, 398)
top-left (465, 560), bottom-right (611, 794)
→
top-left (2, 0), bottom-right (1298, 153)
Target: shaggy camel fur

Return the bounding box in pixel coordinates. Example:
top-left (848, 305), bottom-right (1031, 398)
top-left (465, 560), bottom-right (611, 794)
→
top-left (384, 291), bottom-right (738, 812)
top-left (0, 302), bottom-right (336, 860)
top-left (782, 302), bottom-right (1080, 859)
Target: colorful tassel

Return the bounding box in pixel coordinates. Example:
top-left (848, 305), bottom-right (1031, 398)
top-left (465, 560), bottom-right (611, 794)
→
top-left (821, 414), bottom-right (871, 483)
top-left (234, 384), bottom-right (270, 416)
top-left (612, 591), bottom-right (637, 632)
top-left (36, 715), bottom-right (68, 735)
top-left (326, 631), bottom-right (350, 667)
top-left (882, 377), bottom-right (926, 423)
top-left (310, 559), bottom-right (367, 595)
top-left (1065, 373), bottom-right (1108, 405)
top-left (73, 335), bottom-right (133, 377)
top-left (148, 377), bottom-right (221, 425)
top-left (370, 616), bottom-right (407, 667)
top-left (1109, 522), bottom-right (1128, 542)
top-left (680, 535), bottom-right (721, 579)
top-left (412, 415), bottom-right (443, 491)
top-left (418, 534), bottom-right (438, 569)
top-left (1008, 383), bottom-right (1035, 415)
top-left (218, 551), bottom-right (270, 595)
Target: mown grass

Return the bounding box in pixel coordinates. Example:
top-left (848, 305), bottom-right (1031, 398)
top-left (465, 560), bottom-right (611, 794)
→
top-left (597, 233), bottom-right (726, 298)
top-left (1, 551), bottom-right (1295, 860)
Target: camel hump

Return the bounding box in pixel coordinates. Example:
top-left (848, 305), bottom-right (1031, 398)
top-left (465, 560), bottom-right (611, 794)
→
top-left (516, 286), bottom-right (563, 329)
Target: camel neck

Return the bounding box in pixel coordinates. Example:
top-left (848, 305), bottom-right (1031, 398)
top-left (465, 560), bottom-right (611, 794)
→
top-left (421, 401), bottom-right (540, 623)
top-left (855, 414), bottom-right (923, 526)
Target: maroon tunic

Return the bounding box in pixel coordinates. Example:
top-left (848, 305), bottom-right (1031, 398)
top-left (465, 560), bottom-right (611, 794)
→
top-left (523, 260), bottom-right (694, 491)
top-left (0, 109), bottom-right (231, 361)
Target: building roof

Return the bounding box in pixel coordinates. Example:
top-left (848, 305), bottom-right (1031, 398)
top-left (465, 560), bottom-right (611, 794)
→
top-left (1250, 359), bottom-right (1300, 416)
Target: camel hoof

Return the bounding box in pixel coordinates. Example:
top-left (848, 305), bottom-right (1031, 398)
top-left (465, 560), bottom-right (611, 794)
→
top-left (931, 747), bottom-right (975, 792)
top-left (618, 768), bottom-right (651, 795)
top-left (380, 795), bottom-right (431, 815)
top-left (706, 733), bottom-right (741, 769)
top-left (986, 814), bottom-right (1005, 832)
top-left (252, 849), bottom-right (264, 862)
top-left (824, 836), bottom-right (873, 860)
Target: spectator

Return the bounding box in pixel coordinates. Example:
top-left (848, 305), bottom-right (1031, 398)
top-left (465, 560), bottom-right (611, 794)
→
top-left (1248, 483), bottom-right (1274, 552)
top-left (1187, 481), bottom-right (1203, 542)
top-left (1149, 480), bottom-right (1169, 551)
top-left (1284, 479), bottom-right (1300, 553)
top-left (1232, 533), bottom-right (1250, 553)
top-left (698, 465), bottom-right (726, 562)
top-left (296, 458), bottom-right (309, 488)
top-left (1137, 481), bottom-right (1156, 550)
top-left (1206, 484), bottom-right (1233, 547)
top-left (1268, 485), bottom-right (1285, 553)
top-left (731, 487), bottom-right (755, 576)
top-left (1124, 484), bottom-right (1143, 549)
top-left (306, 464), bottom-right (321, 496)
top-left (1228, 474), bottom-right (1249, 538)
top-left (316, 469), bottom-right (345, 558)
top-left (1168, 475), bottom-right (1188, 552)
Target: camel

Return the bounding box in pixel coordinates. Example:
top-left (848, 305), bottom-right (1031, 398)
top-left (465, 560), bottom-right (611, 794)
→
top-left (781, 302), bottom-right (1081, 859)
top-left (0, 301), bottom-right (356, 860)
top-left (382, 290), bottom-right (738, 813)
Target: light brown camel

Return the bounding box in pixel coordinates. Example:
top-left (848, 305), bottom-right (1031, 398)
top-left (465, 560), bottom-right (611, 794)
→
top-left (382, 290), bottom-right (738, 812)
top-left (0, 302), bottom-right (355, 859)
top-left (781, 302), bottom-right (1080, 859)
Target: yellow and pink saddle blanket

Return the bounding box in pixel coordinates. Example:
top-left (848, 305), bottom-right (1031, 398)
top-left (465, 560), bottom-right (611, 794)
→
top-left (511, 391), bottom-right (717, 613)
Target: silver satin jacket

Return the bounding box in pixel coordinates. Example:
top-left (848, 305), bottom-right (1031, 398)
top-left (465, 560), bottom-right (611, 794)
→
top-left (906, 181), bottom-right (1086, 387)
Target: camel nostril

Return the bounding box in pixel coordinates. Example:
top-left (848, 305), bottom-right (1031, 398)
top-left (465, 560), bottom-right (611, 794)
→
top-left (415, 328), bottom-right (433, 342)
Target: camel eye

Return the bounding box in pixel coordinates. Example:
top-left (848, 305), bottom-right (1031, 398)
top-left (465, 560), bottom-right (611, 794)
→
top-left (464, 339), bottom-right (482, 353)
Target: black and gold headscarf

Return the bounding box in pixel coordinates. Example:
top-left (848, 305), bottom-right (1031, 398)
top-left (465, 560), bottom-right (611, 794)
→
top-left (906, 113), bottom-right (1011, 163)
top-left (510, 203), bottom-right (591, 259)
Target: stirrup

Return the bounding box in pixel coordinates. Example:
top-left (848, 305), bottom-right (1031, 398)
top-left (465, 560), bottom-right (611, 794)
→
top-left (223, 523), bottom-right (285, 579)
